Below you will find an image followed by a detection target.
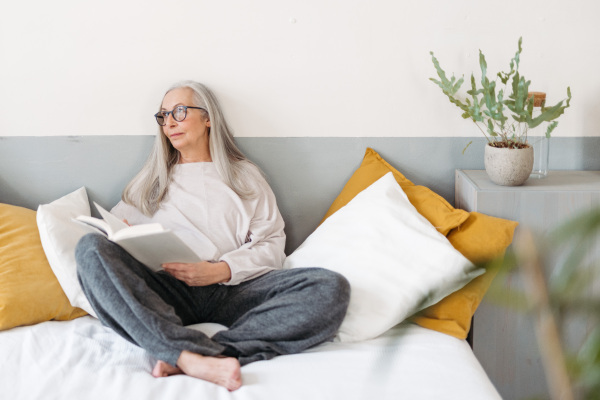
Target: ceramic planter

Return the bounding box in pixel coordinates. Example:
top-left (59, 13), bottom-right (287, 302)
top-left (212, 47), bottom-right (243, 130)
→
top-left (484, 144), bottom-right (534, 186)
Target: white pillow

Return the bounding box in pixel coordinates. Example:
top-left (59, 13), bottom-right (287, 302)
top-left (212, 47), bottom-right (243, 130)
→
top-left (283, 172), bottom-right (484, 342)
top-left (37, 187), bottom-right (97, 318)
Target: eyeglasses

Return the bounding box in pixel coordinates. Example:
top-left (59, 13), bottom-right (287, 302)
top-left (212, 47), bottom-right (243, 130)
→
top-left (154, 105), bottom-right (207, 126)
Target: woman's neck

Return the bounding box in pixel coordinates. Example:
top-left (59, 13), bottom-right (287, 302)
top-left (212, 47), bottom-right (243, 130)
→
top-left (178, 146), bottom-right (212, 163)
top-left (179, 154), bottom-right (212, 164)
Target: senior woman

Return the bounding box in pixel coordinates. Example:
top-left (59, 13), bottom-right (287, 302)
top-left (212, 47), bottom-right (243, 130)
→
top-left (75, 81), bottom-right (350, 391)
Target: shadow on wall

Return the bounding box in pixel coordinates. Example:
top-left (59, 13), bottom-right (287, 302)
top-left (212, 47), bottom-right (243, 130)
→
top-left (0, 175), bottom-right (29, 208)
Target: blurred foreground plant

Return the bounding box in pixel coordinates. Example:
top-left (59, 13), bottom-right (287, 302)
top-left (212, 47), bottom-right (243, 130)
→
top-left (485, 207), bottom-right (600, 400)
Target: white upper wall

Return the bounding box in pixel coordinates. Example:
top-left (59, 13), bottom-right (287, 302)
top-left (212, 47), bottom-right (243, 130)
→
top-left (0, 0), bottom-right (596, 137)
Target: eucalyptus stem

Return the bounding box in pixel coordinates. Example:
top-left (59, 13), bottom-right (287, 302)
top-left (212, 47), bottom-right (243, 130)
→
top-left (473, 121), bottom-right (492, 142)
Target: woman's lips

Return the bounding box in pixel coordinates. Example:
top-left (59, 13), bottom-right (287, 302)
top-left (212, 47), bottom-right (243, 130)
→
top-left (170, 132), bottom-right (184, 139)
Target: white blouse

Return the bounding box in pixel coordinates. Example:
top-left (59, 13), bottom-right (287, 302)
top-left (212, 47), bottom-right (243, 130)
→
top-left (111, 162), bottom-right (286, 285)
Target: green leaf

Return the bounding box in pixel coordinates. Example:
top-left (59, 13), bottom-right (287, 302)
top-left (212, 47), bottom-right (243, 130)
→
top-left (487, 119), bottom-right (495, 135)
top-left (515, 75), bottom-right (531, 115)
top-left (550, 261), bottom-right (599, 301)
top-left (466, 75), bottom-right (484, 122)
top-left (452, 76), bottom-right (465, 93)
top-left (529, 100), bottom-right (567, 128)
top-left (497, 90), bottom-right (506, 130)
top-left (467, 74), bottom-right (482, 97)
top-left (515, 36), bottom-right (522, 69)
top-left (462, 140), bottom-right (473, 154)
top-left (526, 95), bottom-right (534, 117)
top-left (430, 52), bottom-right (469, 113)
top-left (430, 52), bottom-right (464, 95)
top-left (546, 121), bottom-right (558, 138)
top-left (497, 71), bottom-right (509, 85)
top-left (578, 327), bottom-right (600, 369)
top-left (547, 208), bottom-right (600, 278)
top-left (497, 37), bottom-right (523, 85)
top-left (479, 50), bottom-right (488, 86)
top-left (550, 208), bottom-right (600, 246)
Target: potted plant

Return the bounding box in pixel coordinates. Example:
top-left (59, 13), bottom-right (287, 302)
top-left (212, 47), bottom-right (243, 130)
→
top-left (429, 37), bottom-right (572, 186)
top-left (486, 207), bottom-right (600, 399)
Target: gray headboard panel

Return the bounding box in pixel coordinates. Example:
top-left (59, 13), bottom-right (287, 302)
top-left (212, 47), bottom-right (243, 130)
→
top-left (2, 136), bottom-right (598, 253)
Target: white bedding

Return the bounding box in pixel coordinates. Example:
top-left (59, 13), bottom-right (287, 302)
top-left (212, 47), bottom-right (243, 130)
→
top-left (0, 316), bottom-right (500, 400)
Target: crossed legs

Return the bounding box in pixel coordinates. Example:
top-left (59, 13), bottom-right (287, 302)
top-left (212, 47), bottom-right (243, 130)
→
top-left (76, 234), bottom-right (350, 391)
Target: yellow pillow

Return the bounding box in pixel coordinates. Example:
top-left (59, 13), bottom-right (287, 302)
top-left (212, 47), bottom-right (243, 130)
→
top-left (321, 148), bottom-right (469, 235)
top-left (0, 203), bottom-right (87, 330)
top-left (411, 212), bottom-right (518, 339)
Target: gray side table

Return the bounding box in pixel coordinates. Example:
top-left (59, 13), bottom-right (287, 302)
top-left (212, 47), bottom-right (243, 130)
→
top-left (455, 169), bottom-right (600, 400)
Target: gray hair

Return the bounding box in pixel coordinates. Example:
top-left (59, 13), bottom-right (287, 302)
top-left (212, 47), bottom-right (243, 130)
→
top-left (122, 80), bottom-right (261, 216)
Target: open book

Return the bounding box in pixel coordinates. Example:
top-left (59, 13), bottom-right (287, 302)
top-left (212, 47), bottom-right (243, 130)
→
top-left (74, 202), bottom-right (201, 272)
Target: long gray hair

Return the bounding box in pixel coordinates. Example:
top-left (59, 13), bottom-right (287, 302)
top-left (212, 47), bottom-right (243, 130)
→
top-left (122, 80), bottom-right (261, 216)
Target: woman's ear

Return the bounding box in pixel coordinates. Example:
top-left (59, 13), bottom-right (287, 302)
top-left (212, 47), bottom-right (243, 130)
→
top-left (206, 120), bottom-right (211, 127)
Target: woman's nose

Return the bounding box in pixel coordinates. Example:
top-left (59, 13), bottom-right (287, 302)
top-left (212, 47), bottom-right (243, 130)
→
top-left (165, 112), bottom-right (177, 126)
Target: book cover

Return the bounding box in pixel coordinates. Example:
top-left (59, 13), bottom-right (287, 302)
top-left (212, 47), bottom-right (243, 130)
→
top-left (74, 202), bottom-right (201, 271)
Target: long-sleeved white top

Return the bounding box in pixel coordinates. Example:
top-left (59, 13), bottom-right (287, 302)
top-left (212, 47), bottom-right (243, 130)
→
top-left (111, 162), bottom-right (286, 286)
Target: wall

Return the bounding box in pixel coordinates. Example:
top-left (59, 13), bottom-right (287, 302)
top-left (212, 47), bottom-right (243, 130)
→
top-left (2, 4), bottom-right (599, 398)
top-left (1, 0), bottom-right (597, 138)
top-left (2, 135), bottom-right (599, 256)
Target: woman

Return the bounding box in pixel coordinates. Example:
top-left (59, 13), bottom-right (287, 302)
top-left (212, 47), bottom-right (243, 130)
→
top-left (75, 81), bottom-right (350, 391)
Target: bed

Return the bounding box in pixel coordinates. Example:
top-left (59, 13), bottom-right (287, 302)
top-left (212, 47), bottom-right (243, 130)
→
top-left (3, 318), bottom-right (498, 399)
top-left (0, 136), bottom-right (511, 399)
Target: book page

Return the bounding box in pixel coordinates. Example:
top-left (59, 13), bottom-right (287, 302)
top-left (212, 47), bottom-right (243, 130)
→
top-left (112, 223), bottom-right (166, 241)
top-left (73, 216), bottom-right (110, 236)
top-left (94, 202), bottom-right (129, 237)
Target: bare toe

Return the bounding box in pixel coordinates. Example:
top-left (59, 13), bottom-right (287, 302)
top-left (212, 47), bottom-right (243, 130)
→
top-left (152, 360), bottom-right (183, 377)
top-left (177, 351), bottom-right (242, 391)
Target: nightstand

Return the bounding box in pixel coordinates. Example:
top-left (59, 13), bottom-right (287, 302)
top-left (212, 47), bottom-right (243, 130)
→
top-left (455, 169), bottom-right (600, 400)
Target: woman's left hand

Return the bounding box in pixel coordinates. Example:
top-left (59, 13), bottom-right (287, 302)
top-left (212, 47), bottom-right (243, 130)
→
top-left (161, 261), bottom-right (232, 286)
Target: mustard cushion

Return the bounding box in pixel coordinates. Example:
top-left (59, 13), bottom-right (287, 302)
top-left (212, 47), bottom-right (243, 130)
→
top-left (411, 212), bottom-right (518, 339)
top-left (0, 203), bottom-right (87, 331)
top-left (322, 148), bottom-right (469, 235)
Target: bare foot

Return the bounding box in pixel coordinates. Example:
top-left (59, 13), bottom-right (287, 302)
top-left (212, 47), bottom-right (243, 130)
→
top-left (152, 360), bottom-right (183, 377)
top-left (177, 350), bottom-right (242, 391)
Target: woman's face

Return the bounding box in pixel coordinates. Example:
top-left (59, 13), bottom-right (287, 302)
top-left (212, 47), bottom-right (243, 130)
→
top-left (160, 87), bottom-right (211, 154)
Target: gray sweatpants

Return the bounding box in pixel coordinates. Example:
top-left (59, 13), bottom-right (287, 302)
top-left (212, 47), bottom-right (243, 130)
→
top-left (75, 233), bottom-right (350, 367)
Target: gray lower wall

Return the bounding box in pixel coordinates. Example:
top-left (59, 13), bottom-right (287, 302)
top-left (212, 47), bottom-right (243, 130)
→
top-left (1, 136), bottom-right (599, 253)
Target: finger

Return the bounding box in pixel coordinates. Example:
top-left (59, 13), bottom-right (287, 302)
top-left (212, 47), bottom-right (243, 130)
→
top-left (161, 265), bottom-right (182, 278)
top-left (162, 264), bottom-right (188, 276)
top-left (162, 263), bottom-right (187, 272)
top-left (162, 262), bottom-right (194, 269)
top-left (163, 269), bottom-right (184, 281)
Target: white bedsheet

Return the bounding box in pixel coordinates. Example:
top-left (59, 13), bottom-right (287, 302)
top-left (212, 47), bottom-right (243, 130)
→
top-left (0, 316), bottom-right (500, 400)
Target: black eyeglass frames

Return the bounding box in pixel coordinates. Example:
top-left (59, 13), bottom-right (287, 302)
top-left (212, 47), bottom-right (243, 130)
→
top-left (154, 105), bottom-right (207, 126)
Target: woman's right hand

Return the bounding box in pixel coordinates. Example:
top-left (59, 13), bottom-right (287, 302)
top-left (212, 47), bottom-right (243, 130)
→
top-left (161, 261), bottom-right (232, 286)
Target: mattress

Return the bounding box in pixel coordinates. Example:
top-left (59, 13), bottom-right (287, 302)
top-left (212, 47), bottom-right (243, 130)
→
top-left (0, 316), bottom-right (500, 400)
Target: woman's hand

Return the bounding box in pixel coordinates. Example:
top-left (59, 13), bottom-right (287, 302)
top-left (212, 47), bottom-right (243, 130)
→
top-left (161, 261), bottom-right (232, 286)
